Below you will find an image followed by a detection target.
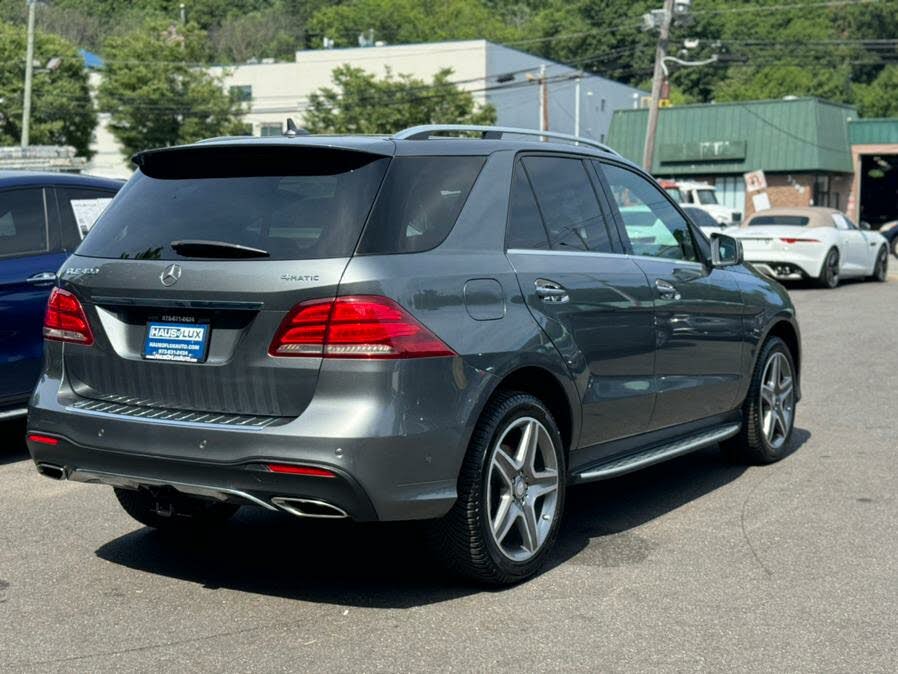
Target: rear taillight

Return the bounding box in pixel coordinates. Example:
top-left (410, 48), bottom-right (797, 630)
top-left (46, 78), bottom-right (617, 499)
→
top-left (43, 288), bottom-right (94, 345)
top-left (780, 237), bottom-right (820, 244)
top-left (266, 463), bottom-right (336, 478)
top-left (268, 295), bottom-right (455, 359)
top-left (27, 433), bottom-right (59, 446)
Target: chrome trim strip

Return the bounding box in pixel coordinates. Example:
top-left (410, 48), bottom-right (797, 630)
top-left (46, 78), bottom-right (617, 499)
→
top-left (0, 407), bottom-right (28, 420)
top-left (272, 497), bottom-right (349, 519)
top-left (69, 468), bottom-right (278, 511)
top-left (66, 401), bottom-right (281, 431)
top-left (507, 248), bottom-right (621, 260)
top-left (577, 423), bottom-right (741, 482)
top-left (91, 296), bottom-right (263, 310)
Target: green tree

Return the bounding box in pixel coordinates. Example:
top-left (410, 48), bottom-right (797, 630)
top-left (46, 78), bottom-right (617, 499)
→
top-left (0, 20), bottom-right (96, 156)
top-left (98, 19), bottom-right (245, 160)
top-left (854, 66), bottom-right (898, 118)
top-left (304, 65), bottom-right (496, 134)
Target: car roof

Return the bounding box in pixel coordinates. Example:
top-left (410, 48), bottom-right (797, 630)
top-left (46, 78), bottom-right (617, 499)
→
top-left (0, 170), bottom-right (123, 191)
top-left (149, 133), bottom-right (632, 165)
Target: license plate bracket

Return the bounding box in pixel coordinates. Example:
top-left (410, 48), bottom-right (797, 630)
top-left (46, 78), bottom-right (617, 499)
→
top-left (143, 320), bottom-right (211, 363)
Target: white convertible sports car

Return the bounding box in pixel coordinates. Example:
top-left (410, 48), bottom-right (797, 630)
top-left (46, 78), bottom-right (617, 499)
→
top-left (729, 207), bottom-right (889, 288)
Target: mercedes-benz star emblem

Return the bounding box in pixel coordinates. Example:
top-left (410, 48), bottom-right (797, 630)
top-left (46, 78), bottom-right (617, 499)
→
top-left (160, 263), bottom-right (182, 287)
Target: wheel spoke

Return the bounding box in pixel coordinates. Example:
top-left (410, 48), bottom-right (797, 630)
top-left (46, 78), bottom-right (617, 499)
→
top-left (763, 410), bottom-right (775, 439)
top-left (491, 448), bottom-right (519, 489)
top-left (760, 383), bottom-right (776, 407)
top-left (770, 354), bottom-right (781, 386)
top-left (528, 470), bottom-right (558, 500)
top-left (516, 420), bottom-right (539, 470)
top-left (779, 377), bottom-right (793, 401)
top-left (519, 501), bottom-right (540, 553)
top-left (492, 496), bottom-right (518, 544)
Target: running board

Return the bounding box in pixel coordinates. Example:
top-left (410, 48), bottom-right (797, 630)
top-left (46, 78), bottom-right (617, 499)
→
top-left (575, 423), bottom-right (741, 483)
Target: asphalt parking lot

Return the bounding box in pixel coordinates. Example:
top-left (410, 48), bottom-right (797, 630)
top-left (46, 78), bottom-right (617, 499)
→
top-left (2, 276), bottom-right (897, 672)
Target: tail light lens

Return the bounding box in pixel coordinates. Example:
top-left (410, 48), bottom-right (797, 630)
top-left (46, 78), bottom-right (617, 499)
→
top-left (780, 237), bottom-right (820, 244)
top-left (266, 463), bottom-right (336, 478)
top-left (43, 288), bottom-right (94, 345)
top-left (269, 295), bottom-right (455, 359)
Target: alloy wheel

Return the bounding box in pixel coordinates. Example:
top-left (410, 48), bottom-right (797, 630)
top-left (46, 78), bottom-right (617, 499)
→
top-left (486, 417), bottom-right (560, 562)
top-left (826, 251), bottom-right (839, 287)
top-left (759, 352), bottom-right (794, 449)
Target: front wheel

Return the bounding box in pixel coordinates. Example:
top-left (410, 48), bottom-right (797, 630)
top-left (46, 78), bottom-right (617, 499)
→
top-left (433, 392), bottom-right (566, 585)
top-left (818, 248), bottom-right (840, 288)
top-left (871, 246), bottom-right (888, 282)
top-left (722, 336), bottom-right (797, 464)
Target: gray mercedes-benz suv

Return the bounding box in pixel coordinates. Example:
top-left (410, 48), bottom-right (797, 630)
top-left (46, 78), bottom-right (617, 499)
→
top-left (27, 125), bottom-right (801, 584)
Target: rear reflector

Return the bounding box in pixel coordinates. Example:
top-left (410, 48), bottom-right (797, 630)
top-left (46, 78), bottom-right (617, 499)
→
top-left (267, 463), bottom-right (336, 478)
top-left (43, 288), bottom-right (94, 345)
top-left (268, 295), bottom-right (456, 359)
top-left (27, 433), bottom-right (59, 446)
top-left (779, 237), bottom-right (820, 244)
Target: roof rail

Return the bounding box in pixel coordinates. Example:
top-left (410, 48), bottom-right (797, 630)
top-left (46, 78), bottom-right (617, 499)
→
top-left (392, 124), bottom-right (620, 156)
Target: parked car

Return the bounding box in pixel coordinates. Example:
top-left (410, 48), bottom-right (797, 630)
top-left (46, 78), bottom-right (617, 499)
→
top-left (730, 207), bottom-right (889, 288)
top-left (27, 126), bottom-right (802, 585)
top-left (0, 172), bottom-right (121, 421)
top-left (878, 219), bottom-right (898, 258)
top-left (681, 205), bottom-right (727, 238)
top-left (673, 180), bottom-right (742, 226)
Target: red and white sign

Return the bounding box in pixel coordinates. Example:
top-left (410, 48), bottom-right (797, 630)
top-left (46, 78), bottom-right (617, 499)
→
top-left (744, 170), bottom-right (767, 193)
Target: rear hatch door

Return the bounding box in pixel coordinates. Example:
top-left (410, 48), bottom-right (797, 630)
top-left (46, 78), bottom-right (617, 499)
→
top-left (61, 141), bottom-right (393, 418)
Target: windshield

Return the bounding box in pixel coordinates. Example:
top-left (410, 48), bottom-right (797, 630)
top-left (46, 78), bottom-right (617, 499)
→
top-left (664, 187), bottom-right (684, 203)
top-left (77, 146), bottom-right (390, 261)
top-left (696, 189), bottom-right (718, 205)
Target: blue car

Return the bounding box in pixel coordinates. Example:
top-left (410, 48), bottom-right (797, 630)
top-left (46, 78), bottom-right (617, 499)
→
top-left (1, 172), bottom-right (121, 420)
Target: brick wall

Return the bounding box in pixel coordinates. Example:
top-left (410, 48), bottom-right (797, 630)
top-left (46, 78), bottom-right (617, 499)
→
top-left (745, 174), bottom-right (813, 219)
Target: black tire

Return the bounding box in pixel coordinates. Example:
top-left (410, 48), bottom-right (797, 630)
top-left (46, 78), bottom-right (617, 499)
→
top-left (721, 336), bottom-right (797, 465)
top-left (432, 391), bottom-right (566, 585)
top-left (114, 487), bottom-right (239, 531)
top-left (890, 237), bottom-right (898, 259)
top-left (818, 248), bottom-right (840, 288)
top-left (871, 246), bottom-right (888, 282)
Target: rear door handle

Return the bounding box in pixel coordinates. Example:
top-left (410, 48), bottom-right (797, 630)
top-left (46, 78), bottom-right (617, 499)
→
top-left (654, 278), bottom-right (682, 301)
top-left (534, 279), bottom-right (569, 303)
top-left (26, 272), bottom-right (57, 286)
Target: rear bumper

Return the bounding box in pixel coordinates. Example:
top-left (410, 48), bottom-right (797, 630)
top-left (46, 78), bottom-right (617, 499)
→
top-left (743, 249), bottom-right (823, 280)
top-left (28, 353), bottom-right (496, 522)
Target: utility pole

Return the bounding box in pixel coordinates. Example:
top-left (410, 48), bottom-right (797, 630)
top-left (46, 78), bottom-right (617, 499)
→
top-left (642, 0), bottom-right (675, 172)
top-left (538, 64), bottom-right (548, 136)
top-left (20, 0), bottom-right (36, 148)
top-left (574, 73), bottom-right (581, 138)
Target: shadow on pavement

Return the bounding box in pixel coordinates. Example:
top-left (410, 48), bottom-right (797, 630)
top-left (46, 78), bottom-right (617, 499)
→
top-left (95, 429), bottom-right (810, 607)
top-left (0, 419), bottom-right (29, 466)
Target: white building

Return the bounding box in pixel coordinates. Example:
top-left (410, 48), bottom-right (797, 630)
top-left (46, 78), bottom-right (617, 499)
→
top-left (87, 39), bottom-right (645, 177)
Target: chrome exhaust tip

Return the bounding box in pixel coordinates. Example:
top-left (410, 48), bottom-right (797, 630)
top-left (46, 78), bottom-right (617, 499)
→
top-left (271, 497), bottom-right (348, 519)
top-left (36, 463), bottom-right (66, 480)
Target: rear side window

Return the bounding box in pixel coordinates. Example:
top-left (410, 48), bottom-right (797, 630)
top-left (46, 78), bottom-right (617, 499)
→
top-left (521, 156), bottom-right (612, 252)
top-left (750, 215), bottom-right (810, 227)
top-left (357, 156), bottom-right (484, 254)
top-left (55, 187), bottom-right (116, 246)
top-left (506, 162), bottom-right (550, 250)
top-left (77, 146), bottom-right (390, 261)
top-left (0, 188), bottom-right (48, 258)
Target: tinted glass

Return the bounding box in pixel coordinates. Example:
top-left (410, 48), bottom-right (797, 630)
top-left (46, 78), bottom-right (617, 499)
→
top-left (56, 186), bottom-right (116, 245)
top-left (697, 189), bottom-right (718, 205)
top-left (78, 147), bottom-right (389, 260)
top-left (0, 188), bottom-right (47, 258)
top-left (682, 207), bottom-right (719, 228)
top-left (506, 162), bottom-right (549, 250)
top-left (664, 187), bottom-right (684, 203)
top-left (358, 156), bottom-right (484, 254)
top-left (749, 215), bottom-right (810, 227)
top-left (600, 163), bottom-right (697, 262)
top-left (522, 156), bottom-right (612, 252)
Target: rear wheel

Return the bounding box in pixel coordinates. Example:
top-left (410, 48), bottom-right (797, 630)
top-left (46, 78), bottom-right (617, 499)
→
top-left (818, 248), bottom-right (840, 288)
top-left (871, 246), bottom-right (888, 282)
top-left (114, 487), bottom-right (239, 531)
top-left (722, 337), bottom-right (796, 464)
top-left (433, 391), bottom-right (565, 585)
top-left (891, 237), bottom-right (898, 259)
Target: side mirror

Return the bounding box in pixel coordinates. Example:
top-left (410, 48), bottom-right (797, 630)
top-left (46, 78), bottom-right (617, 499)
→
top-left (710, 233), bottom-right (743, 267)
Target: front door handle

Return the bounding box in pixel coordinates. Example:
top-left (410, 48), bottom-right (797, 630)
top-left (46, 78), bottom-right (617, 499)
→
top-left (655, 278), bottom-right (682, 301)
top-left (534, 278), bottom-right (569, 304)
top-left (26, 272), bottom-right (57, 286)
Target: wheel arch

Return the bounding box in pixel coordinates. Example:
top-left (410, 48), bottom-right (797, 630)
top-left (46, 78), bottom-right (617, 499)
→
top-left (760, 318), bottom-right (802, 401)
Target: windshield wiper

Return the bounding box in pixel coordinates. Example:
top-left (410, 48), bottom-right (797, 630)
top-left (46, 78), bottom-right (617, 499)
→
top-left (170, 240), bottom-right (270, 259)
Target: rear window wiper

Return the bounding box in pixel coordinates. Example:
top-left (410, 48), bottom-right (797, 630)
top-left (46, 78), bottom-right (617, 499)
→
top-left (170, 240), bottom-right (270, 259)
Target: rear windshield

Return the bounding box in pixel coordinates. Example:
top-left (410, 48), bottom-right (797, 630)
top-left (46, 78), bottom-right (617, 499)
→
top-left (749, 215), bottom-right (810, 227)
top-left (77, 146), bottom-right (390, 260)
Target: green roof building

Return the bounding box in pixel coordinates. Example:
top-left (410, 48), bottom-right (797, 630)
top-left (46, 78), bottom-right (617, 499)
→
top-left (607, 98), bottom-right (861, 221)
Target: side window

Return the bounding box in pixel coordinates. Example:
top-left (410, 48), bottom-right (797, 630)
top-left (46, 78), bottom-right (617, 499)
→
top-left (506, 161), bottom-right (549, 250)
top-left (55, 187), bottom-right (116, 248)
top-left (521, 156), bottom-right (613, 252)
top-left (358, 156), bottom-right (485, 255)
top-left (831, 213), bottom-right (851, 230)
top-left (0, 188), bottom-right (48, 258)
top-left (599, 162), bottom-right (698, 262)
